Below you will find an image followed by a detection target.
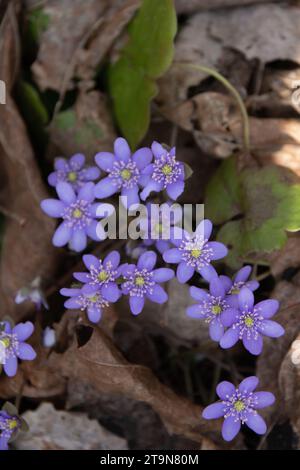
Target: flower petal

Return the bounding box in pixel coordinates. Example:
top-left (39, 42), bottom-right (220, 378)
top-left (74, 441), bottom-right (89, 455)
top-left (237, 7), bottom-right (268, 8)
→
top-left (101, 283), bottom-right (120, 302)
top-left (220, 308), bottom-right (238, 327)
top-left (163, 248), bottom-right (182, 264)
top-left (54, 157), bottom-right (67, 170)
top-left (222, 416), bottom-right (241, 441)
top-left (177, 262), bottom-right (194, 283)
top-left (151, 141), bottom-right (167, 158)
top-left (4, 356), bottom-right (18, 377)
top-left (40, 199), bottom-right (64, 217)
top-left (95, 152), bottom-right (115, 171)
top-left (104, 250), bottom-right (120, 268)
top-left (207, 241), bottom-right (228, 260)
top-left (86, 220), bottom-right (103, 241)
top-left (258, 319), bottom-right (284, 338)
top-left (186, 305), bottom-right (206, 319)
top-left (238, 287), bottom-right (254, 311)
top-left (12, 322), bottom-right (34, 342)
top-left (48, 172), bottom-right (58, 187)
top-left (94, 176), bottom-right (118, 199)
top-left (132, 147), bottom-right (152, 169)
top-left (146, 284), bottom-right (168, 304)
top-left (202, 402), bottom-right (225, 419)
top-left (255, 299), bottom-right (279, 319)
top-left (78, 182), bottom-right (95, 202)
top-left (199, 265), bottom-right (218, 282)
top-left (245, 413), bottom-right (267, 435)
top-left (73, 272), bottom-right (90, 283)
top-left (87, 306), bottom-right (102, 323)
top-left (114, 137), bottom-right (131, 162)
top-left (253, 391), bottom-right (275, 409)
top-left (189, 286), bottom-right (209, 302)
top-left (129, 296), bottom-right (144, 315)
top-left (234, 265), bottom-right (252, 283)
top-left (242, 333), bottom-right (263, 355)
top-left (69, 230), bottom-right (87, 252)
top-left (166, 180), bottom-right (184, 200)
top-left (140, 180), bottom-right (163, 200)
top-left (121, 186), bottom-right (140, 209)
top-left (60, 288), bottom-right (81, 297)
top-left (216, 381), bottom-right (235, 400)
top-left (219, 327), bottom-right (239, 349)
top-left (196, 219), bottom-right (212, 240)
top-left (17, 343), bottom-right (36, 361)
top-left (238, 376), bottom-right (259, 393)
top-left (137, 251), bottom-right (157, 270)
top-left (83, 254), bottom-right (99, 270)
top-left (209, 320), bottom-right (224, 342)
top-left (152, 268), bottom-right (174, 283)
top-left (209, 277), bottom-right (225, 298)
top-left (82, 166), bottom-right (100, 180)
top-left (56, 182), bottom-right (76, 204)
top-left (52, 223), bottom-right (72, 247)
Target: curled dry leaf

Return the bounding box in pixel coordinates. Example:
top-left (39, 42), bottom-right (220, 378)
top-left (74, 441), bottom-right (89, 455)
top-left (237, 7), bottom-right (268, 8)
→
top-left (0, 1), bottom-right (58, 322)
top-left (15, 403), bottom-right (128, 450)
top-left (159, 4), bottom-right (300, 108)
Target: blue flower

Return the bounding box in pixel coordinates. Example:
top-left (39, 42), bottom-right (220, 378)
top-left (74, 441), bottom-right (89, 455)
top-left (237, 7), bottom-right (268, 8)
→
top-left (219, 265), bottom-right (259, 308)
top-left (94, 137), bottom-right (152, 208)
top-left (202, 376), bottom-right (275, 441)
top-left (48, 154), bottom-right (100, 191)
top-left (140, 141), bottom-right (185, 201)
top-left (73, 251), bottom-right (122, 302)
top-left (121, 251), bottom-right (174, 315)
top-left (220, 287), bottom-right (284, 355)
top-left (186, 276), bottom-right (235, 342)
top-left (60, 287), bottom-right (109, 324)
top-left (0, 410), bottom-right (21, 450)
top-left (0, 321), bottom-right (36, 377)
top-left (41, 181), bottom-right (114, 252)
top-left (163, 219), bottom-right (228, 283)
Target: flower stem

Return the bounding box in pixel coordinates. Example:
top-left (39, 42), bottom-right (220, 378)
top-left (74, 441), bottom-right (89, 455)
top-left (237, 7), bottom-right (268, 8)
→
top-left (174, 62), bottom-right (250, 153)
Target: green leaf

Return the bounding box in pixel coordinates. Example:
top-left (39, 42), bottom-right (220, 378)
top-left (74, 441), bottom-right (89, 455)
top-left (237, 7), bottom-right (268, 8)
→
top-left (53, 110), bottom-right (76, 131)
top-left (108, 0), bottom-right (177, 149)
top-left (17, 80), bottom-right (49, 126)
top-left (205, 157), bottom-right (300, 263)
top-left (27, 7), bottom-right (50, 44)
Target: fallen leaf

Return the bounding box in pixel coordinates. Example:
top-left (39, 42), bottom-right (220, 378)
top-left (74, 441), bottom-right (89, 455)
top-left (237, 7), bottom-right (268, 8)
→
top-left (174, 0), bottom-right (280, 15)
top-left (15, 403), bottom-right (128, 450)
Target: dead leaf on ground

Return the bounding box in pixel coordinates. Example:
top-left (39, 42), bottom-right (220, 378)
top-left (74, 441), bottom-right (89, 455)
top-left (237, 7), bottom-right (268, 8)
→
top-left (174, 0), bottom-right (281, 15)
top-left (0, 1), bottom-right (58, 323)
top-left (15, 403), bottom-right (128, 450)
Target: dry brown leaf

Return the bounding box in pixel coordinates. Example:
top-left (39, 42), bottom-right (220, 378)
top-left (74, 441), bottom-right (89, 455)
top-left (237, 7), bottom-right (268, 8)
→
top-left (0, 1), bottom-right (58, 322)
top-left (175, 0), bottom-right (281, 14)
top-left (15, 403), bottom-right (128, 450)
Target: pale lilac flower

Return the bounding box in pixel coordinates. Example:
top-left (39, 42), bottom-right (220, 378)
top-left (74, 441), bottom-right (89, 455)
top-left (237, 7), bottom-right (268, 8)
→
top-left (41, 181), bottom-right (114, 252)
top-left (163, 219), bottom-right (228, 283)
top-left (219, 265), bottom-right (259, 308)
top-left (60, 287), bottom-right (109, 324)
top-left (186, 277), bottom-right (235, 342)
top-left (220, 287), bottom-right (284, 355)
top-left (0, 321), bottom-right (36, 377)
top-left (140, 141), bottom-right (185, 201)
top-left (15, 277), bottom-right (49, 311)
top-left (42, 327), bottom-right (56, 348)
top-left (94, 137), bottom-right (152, 208)
top-left (202, 376), bottom-right (275, 441)
top-left (48, 154), bottom-right (100, 191)
top-left (121, 251), bottom-right (174, 315)
top-left (73, 251), bottom-right (122, 302)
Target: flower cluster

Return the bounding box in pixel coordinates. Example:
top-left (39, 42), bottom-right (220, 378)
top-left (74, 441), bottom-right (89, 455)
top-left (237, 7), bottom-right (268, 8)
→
top-left (0, 403), bottom-right (28, 450)
top-left (40, 137), bottom-right (284, 444)
top-left (0, 321), bottom-right (36, 377)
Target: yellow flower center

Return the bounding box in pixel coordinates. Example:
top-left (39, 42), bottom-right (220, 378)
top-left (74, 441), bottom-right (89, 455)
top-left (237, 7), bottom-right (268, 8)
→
top-left (68, 171), bottom-right (77, 182)
top-left (191, 249), bottom-right (201, 258)
top-left (154, 222), bottom-right (163, 235)
top-left (89, 295), bottom-right (98, 303)
top-left (212, 305), bottom-right (221, 315)
top-left (98, 270), bottom-right (108, 282)
top-left (231, 288), bottom-right (240, 295)
top-left (244, 316), bottom-right (254, 328)
top-left (120, 169), bottom-right (131, 180)
top-left (234, 400), bottom-right (245, 412)
top-left (8, 419), bottom-right (18, 430)
top-left (72, 208), bottom-right (82, 218)
top-left (0, 337), bottom-right (10, 348)
top-left (135, 276), bottom-right (145, 286)
top-left (162, 164), bottom-right (172, 176)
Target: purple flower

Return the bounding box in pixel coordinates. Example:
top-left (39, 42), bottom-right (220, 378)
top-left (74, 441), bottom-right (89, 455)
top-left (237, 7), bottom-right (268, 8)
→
top-left (186, 277), bottom-right (235, 342)
top-left (202, 376), bottom-right (275, 441)
top-left (73, 251), bottom-right (122, 302)
top-left (163, 219), bottom-right (228, 284)
top-left (220, 287), bottom-right (284, 355)
top-left (60, 287), bottom-right (109, 323)
top-left (15, 277), bottom-right (49, 311)
top-left (219, 265), bottom-right (259, 308)
top-left (0, 410), bottom-right (21, 450)
top-left (121, 251), bottom-right (174, 315)
top-left (94, 137), bottom-right (152, 208)
top-left (48, 154), bottom-right (100, 191)
top-left (140, 141), bottom-right (185, 201)
top-left (41, 181), bottom-right (114, 252)
top-left (138, 202), bottom-right (183, 254)
top-left (0, 321), bottom-right (36, 377)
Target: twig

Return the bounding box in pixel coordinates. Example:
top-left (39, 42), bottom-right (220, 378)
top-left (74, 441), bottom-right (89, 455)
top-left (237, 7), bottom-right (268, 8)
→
top-left (0, 204), bottom-right (26, 226)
